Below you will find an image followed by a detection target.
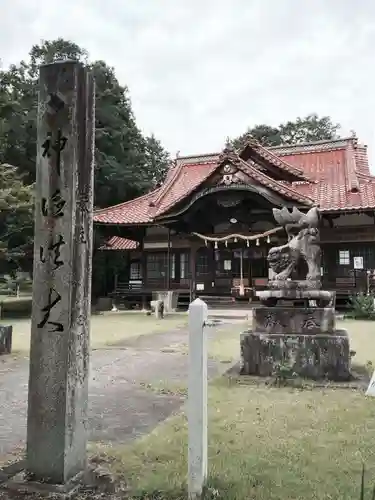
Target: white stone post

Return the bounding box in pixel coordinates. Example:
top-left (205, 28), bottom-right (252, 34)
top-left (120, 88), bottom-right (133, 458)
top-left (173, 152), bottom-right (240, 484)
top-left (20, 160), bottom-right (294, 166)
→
top-left (26, 61), bottom-right (95, 486)
top-left (188, 298), bottom-right (208, 499)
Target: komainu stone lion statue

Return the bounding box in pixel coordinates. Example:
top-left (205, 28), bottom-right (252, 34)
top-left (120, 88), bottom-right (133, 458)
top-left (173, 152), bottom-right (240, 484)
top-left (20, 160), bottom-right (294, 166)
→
top-left (267, 206), bottom-right (321, 282)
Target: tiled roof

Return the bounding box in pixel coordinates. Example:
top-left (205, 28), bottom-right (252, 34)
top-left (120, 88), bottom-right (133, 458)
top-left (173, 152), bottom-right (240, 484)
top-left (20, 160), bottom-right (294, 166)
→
top-left (236, 157), bottom-right (314, 205)
top-left (100, 236), bottom-right (138, 250)
top-left (240, 138), bottom-right (308, 180)
top-left (94, 136), bottom-right (375, 225)
top-left (94, 190), bottom-right (159, 224)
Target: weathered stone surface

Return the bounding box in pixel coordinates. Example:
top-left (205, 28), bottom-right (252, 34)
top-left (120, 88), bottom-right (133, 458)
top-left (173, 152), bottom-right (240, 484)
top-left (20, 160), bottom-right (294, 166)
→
top-left (153, 291), bottom-right (178, 313)
top-left (247, 205), bottom-right (350, 382)
top-left (267, 279), bottom-right (321, 290)
top-left (27, 61), bottom-right (95, 485)
top-left (150, 299), bottom-right (164, 319)
top-left (240, 330), bottom-right (351, 381)
top-left (253, 307), bottom-right (335, 335)
top-left (0, 325), bottom-right (12, 354)
top-left (268, 206), bottom-right (321, 283)
top-left (256, 287), bottom-right (335, 307)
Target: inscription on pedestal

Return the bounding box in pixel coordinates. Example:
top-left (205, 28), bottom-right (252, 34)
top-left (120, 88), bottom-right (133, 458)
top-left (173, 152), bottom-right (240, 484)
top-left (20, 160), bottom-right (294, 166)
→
top-left (253, 307), bottom-right (335, 334)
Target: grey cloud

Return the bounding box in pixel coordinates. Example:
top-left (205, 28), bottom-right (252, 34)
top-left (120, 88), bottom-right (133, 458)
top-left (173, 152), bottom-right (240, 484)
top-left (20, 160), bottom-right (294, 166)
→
top-left (0, 0), bottom-right (375, 165)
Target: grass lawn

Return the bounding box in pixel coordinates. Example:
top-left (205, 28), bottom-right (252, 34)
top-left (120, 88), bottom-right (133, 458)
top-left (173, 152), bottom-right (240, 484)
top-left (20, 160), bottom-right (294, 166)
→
top-left (92, 318), bottom-right (375, 500)
top-left (0, 311), bottom-right (187, 354)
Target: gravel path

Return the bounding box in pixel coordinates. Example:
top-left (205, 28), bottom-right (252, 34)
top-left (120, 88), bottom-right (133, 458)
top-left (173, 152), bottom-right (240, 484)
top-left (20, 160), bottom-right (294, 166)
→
top-left (0, 325), bottom-right (225, 459)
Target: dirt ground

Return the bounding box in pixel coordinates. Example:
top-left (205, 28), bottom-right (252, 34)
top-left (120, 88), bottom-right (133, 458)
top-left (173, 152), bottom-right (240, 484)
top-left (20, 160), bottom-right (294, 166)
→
top-left (0, 324), bottom-right (226, 460)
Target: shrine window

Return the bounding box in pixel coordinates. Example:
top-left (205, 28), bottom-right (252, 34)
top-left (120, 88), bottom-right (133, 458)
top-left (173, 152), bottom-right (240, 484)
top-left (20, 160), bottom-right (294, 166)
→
top-left (338, 250), bottom-right (350, 266)
top-left (129, 261), bottom-right (141, 280)
top-left (171, 253), bottom-right (176, 280)
top-left (180, 252), bottom-right (190, 279)
top-left (196, 249), bottom-right (209, 276)
top-left (146, 252), bottom-right (167, 279)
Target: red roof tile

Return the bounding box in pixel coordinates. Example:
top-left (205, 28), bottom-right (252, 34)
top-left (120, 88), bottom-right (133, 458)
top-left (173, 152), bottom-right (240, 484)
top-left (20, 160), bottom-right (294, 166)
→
top-left (240, 138), bottom-right (308, 180)
top-left (100, 236), bottom-right (138, 250)
top-left (94, 190), bottom-right (159, 224)
top-left (94, 137), bottom-right (375, 225)
top-left (236, 157), bottom-right (314, 205)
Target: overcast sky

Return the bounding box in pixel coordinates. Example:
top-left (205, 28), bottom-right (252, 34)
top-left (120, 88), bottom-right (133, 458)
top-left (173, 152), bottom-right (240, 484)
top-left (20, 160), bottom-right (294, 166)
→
top-left (2, 0), bottom-right (375, 165)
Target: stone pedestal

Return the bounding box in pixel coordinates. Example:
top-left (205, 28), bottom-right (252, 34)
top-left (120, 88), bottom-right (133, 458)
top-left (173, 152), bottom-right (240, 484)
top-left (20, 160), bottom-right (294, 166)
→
top-left (240, 285), bottom-right (351, 382)
top-left (253, 307), bottom-right (335, 334)
top-left (240, 330), bottom-right (351, 381)
top-left (153, 291), bottom-right (178, 313)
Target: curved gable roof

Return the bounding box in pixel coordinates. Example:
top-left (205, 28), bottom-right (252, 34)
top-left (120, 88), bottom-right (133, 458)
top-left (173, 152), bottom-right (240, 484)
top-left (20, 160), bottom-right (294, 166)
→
top-left (94, 136), bottom-right (375, 225)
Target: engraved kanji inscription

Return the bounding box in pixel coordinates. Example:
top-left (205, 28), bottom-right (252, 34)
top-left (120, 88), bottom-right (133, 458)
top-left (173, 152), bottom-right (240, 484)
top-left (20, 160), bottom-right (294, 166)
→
top-left (37, 288), bottom-right (64, 332)
top-left (301, 314), bottom-right (319, 330)
top-left (40, 234), bottom-right (65, 270)
top-left (77, 197), bottom-right (90, 243)
top-left (41, 189), bottom-right (66, 218)
top-left (41, 130), bottom-right (68, 176)
top-left (47, 93), bottom-right (65, 114)
top-left (264, 312), bottom-right (283, 330)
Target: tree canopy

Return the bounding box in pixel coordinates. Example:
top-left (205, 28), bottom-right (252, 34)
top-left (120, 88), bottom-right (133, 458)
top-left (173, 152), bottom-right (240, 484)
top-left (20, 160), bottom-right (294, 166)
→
top-left (0, 164), bottom-right (33, 273)
top-left (232, 114), bottom-right (341, 150)
top-left (0, 38), bottom-right (171, 271)
top-left (0, 38), bottom-right (170, 208)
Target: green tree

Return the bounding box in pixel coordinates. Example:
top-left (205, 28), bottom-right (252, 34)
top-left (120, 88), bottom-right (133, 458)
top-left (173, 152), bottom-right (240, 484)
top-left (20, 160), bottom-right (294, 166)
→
top-left (0, 38), bottom-right (169, 208)
top-left (232, 124), bottom-right (282, 149)
top-left (0, 163), bottom-right (33, 273)
top-left (232, 113), bottom-right (341, 149)
top-left (144, 134), bottom-right (170, 187)
top-left (278, 114), bottom-right (341, 145)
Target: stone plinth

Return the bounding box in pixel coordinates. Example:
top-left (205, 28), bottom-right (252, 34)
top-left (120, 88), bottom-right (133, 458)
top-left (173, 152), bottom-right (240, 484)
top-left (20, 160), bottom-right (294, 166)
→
top-left (153, 291), bottom-right (178, 313)
top-left (256, 287), bottom-right (335, 308)
top-left (253, 307), bottom-right (335, 335)
top-left (268, 279), bottom-right (321, 290)
top-left (240, 330), bottom-right (351, 381)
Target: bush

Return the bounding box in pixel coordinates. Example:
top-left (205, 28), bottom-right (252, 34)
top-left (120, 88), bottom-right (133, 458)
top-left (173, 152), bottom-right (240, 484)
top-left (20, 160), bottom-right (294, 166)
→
top-left (347, 293), bottom-right (375, 320)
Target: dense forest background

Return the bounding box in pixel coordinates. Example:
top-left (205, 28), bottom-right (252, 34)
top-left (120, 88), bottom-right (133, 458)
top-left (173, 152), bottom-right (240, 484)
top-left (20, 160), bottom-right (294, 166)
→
top-left (0, 38), bottom-right (341, 284)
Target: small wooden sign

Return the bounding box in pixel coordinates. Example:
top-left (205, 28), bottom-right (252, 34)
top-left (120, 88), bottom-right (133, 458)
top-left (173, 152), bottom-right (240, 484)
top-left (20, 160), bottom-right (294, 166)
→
top-left (353, 256), bottom-right (364, 270)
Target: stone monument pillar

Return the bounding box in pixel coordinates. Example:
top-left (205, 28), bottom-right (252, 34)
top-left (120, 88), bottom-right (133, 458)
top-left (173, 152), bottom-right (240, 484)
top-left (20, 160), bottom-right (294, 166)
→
top-left (26, 61), bottom-right (95, 485)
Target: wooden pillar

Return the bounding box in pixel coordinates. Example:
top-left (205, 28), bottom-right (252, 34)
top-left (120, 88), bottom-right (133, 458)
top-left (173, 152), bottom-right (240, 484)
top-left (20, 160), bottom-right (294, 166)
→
top-left (190, 242), bottom-right (198, 302)
top-left (140, 230), bottom-right (147, 309)
top-left (27, 61), bottom-right (94, 485)
top-left (167, 227), bottom-right (171, 290)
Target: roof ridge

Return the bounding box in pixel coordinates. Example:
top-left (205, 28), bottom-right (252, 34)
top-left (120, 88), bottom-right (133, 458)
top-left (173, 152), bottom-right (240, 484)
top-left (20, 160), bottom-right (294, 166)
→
top-left (345, 140), bottom-right (360, 192)
top-left (269, 137), bottom-right (354, 149)
top-left (152, 160), bottom-right (186, 207)
top-left (237, 157), bottom-right (314, 205)
top-left (357, 172), bottom-right (375, 181)
top-left (176, 152), bottom-right (219, 161)
top-left (155, 163), bottom-right (218, 217)
top-left (243, 139), bottom-right (308, 180)
top-left (175, 137), bottom-right (365, 161)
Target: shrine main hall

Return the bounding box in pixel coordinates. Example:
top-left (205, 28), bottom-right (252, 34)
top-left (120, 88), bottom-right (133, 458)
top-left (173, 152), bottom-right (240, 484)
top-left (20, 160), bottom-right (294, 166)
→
top-left (93, 136), bottom-right (375, 309)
